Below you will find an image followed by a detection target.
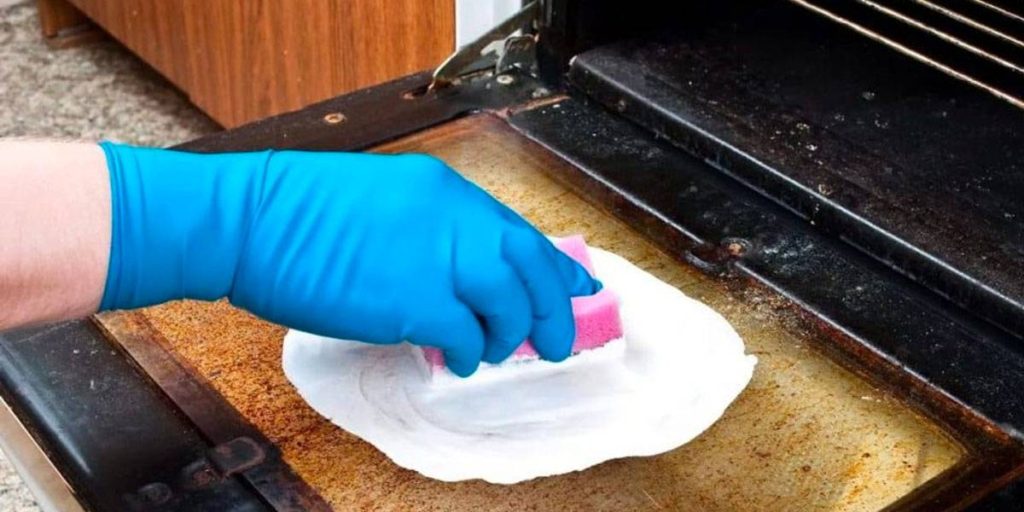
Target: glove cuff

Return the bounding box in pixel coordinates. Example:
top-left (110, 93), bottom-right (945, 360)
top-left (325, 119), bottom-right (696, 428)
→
top-left (99, 142), bottom-right (270, 311)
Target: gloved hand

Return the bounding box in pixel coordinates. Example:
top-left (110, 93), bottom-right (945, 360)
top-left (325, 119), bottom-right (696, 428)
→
top-left (99, 143), bottom-right (600, 377)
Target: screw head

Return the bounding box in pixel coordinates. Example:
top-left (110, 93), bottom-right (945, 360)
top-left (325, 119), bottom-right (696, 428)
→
top-left (137, 482), bottom-right (172, 505)
top-left (192, 467), bottom-right (218, 487)
top-left (722, 238), bottom-right (751, 257)
top-left (496, 74), bottom-right (515, 85)
top-left (323, 112), bottom-right (346, 124)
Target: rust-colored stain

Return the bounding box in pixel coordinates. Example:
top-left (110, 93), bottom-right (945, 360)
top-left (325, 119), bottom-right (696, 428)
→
top-left (140, 115), bottom-right (962, 511)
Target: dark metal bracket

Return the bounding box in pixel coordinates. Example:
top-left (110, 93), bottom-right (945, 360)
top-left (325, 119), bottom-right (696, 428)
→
top-left (123, 437), bottom-right (267, 510)
top-left (429, 0), bottom-right (539, 90)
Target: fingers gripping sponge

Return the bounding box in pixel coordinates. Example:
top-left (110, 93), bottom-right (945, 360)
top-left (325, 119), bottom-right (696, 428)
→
top-left (417, 235), bottom-right (623, 378)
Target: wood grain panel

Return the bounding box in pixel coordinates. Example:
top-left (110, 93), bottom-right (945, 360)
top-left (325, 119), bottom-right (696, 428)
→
top-left (55, 0), bottom-right (453, 127)
top-left (181, 0), bottom-right (454, 127)
top-left (65, 0), bottom-right (191, 90)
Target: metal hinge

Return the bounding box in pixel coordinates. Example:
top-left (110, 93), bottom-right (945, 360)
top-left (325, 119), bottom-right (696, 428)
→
top-left (181, 436), bottom-right (266, 490)
top-left (429, 0), bottom-right (540, 91)
top-left (124, 437), bottom-right (267, 510)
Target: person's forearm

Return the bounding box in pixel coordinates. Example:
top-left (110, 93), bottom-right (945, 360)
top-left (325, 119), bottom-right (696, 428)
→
top-left (0, 141), bottom-right (110, 330)
top-left (0, 140), bottom-right (596, 375)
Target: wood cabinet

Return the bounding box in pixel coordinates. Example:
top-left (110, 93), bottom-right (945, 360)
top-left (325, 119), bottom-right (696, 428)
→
top-left (39, 0), bottom-right (455, 127)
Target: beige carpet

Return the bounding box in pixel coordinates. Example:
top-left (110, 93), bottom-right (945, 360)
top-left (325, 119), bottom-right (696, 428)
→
top-left (0, 1), bottom-right (217, 143)
top-left (0, 1), bottom-right (218, 509)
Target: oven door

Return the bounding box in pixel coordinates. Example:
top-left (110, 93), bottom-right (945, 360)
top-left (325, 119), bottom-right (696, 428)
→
top-left (1, 20), bottom-right (1023, 511)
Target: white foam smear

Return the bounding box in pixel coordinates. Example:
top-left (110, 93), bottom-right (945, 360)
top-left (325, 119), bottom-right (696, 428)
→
top-left (282, 247), bottom-right (757, 484)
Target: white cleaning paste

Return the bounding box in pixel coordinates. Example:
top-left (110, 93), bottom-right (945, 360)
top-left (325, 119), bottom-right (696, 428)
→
top-left (282, 246), bottom-right (757, 484)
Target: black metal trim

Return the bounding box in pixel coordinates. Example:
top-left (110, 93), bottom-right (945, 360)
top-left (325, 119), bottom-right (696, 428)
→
top-left (177, 70), bottom-right (552, 154)
top-left (0, 321), bottom-right (272, 511)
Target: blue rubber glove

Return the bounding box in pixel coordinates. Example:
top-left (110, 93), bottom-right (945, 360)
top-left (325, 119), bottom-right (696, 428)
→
top-left (99, 143), bottom-right (600, 377)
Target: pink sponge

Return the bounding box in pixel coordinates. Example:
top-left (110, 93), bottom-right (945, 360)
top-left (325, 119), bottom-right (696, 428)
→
top-left (418, 235), bottom-right (623, 377)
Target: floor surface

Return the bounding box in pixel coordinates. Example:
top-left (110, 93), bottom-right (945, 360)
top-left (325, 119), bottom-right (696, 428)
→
top-left (0, 1), bottom-right (217, 143)
top-left (0, 1), bottom-right (218, 509)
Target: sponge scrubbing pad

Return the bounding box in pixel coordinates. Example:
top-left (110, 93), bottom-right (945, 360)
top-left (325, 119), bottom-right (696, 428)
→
top-left (418, 235), bottom-right (623, 377)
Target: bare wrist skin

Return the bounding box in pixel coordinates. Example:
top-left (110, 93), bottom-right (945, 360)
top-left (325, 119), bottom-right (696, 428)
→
top-left (0, 141), bottom-right (110, 330)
